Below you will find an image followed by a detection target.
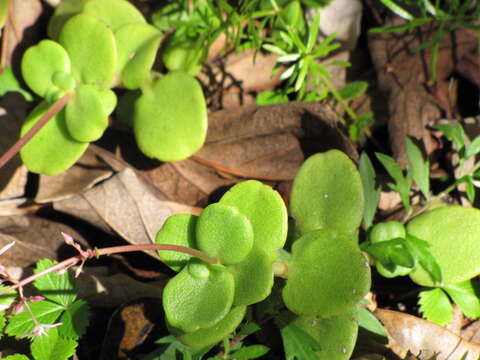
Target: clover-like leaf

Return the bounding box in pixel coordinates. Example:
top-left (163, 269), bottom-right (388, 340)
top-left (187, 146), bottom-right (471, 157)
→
top-left (59, 13), bottom-right (117, 89)
top-left (21, 40), bottom-right (71, 98)
top-left (290, 150), bottom-right (364, 236)
top-left (65, 84), bottom-right (108, 142)
top-left (180, 306), bottom-right (246, 349)
top-left (196, 203), bottom-right (254, 265)
top-left (31, 327), bottom-right (77, 360)
top-left (229, 248), bottom-right (274, 306)
top-left (220, 180), bottom-right (288, 260)
top-left (408, 205), bottom-right (480, 286)
top-left (281, 307), bottom-right (359, 360)
top-left (115, 23), bottom-right (163, 89)
top-left (20, 102), bottom-right (89, 175)
top-left (156, 214), bottom-right (198, 271)
top-left (283, 229), bottom-right (371, 317)
top-left (34, 259), bottom-right (76, 307)
top-left (133, 71), bottom-right (207, 161)
top-left (163, 261), bottom-right (234, 333)
top-left (47, 0), bottom-right (89, 40)
top-left (83, 0), bottom-right (145, 31)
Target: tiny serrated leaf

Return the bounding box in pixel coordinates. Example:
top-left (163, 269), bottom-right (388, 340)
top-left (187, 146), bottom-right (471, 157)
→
top-left (34, 259), bottom-right (76, 306)
top-left (3, 355), bottom-right (30, 360)
top-left (6, 301), bottom-right (64, 338)
top-left (418, 288), bottom-right (452, 326)
top-left (0, 285), bottom-right (17, 311)
top-left (359, 152), bottom-right (380, 230)
top-left (405, 138), bottom-right (430, 200)
top-left (31, 328), bottom-right (77, 360)
top-left (444, 280), bottom-right (480, 319)
top-left (58, 299), bottom-right (90, 339)
top-left (230, 345), bottom-right (270, 359)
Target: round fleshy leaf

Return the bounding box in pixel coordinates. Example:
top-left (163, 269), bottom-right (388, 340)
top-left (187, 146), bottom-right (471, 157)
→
top-left (156, 214), bottom-right (197, 271)
top-left (59, 13), bottom-right (117, 88)
top-left (115, 23), bottom-right (163, 89)
top-left (408, 206), bottom-right (480, 286)
top-left (65, 84), bottom-right (108, 142)
top-left (162, 36), bottom-right (205, 76)
top-left (220, 180), bottom-right (288, 260)
top-left (163, 262), bottom-right (234, 333)
top-left (283, 229), bottom-right (371, 317)
top-left (284, 308), bottom-right (358, 360)
top-left (290, 150), bottom-right (364, 235)
top-left (21, 40), bottom-right (71, 97)
top-left (98, 89), bottom-right (117, 116)
top-left (47, 0), bottom-right (89, 40)
top-left (20, 102), bottom-right (88, 175)
top-left (83, 0), bottom-right (145, 31)
top-left (229, 248), bottom-right (274, 306)
top-left (133, 71), bottom-right (207, 161)
top-left (180, 306), bottom-right (246, 349)
top-left (196, 203), bottom-right (254, 265)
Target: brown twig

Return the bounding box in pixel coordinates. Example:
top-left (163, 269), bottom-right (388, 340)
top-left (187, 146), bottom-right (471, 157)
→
top-left (0, 92), bottom-right (73, 170)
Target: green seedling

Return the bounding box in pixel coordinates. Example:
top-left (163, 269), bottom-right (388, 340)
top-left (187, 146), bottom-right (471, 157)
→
top-left (16, 0), bottom-right (208, 175)
top-left (154, 150), bottom-right (371, 360)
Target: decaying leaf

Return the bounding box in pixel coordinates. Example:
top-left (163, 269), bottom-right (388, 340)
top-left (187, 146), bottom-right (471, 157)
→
top-left (375, 308), bottom-right (480, 360)
top-left (368, 18), bottom-right (478, 165)
top-left (54, 168), bottom-right (201, 259)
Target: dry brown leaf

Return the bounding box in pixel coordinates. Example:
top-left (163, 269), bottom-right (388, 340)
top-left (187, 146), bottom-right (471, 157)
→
top-left (99, 297), bottom-right (164, 360)
top-left (0, 215), bottom-right (88, 267)
top-left (54, 168), bottom-right (201, 259)
top-left (2, 0), bottom-right (43, 68)
top-left (375, 308), bottom-right (480, 360)
top-left (35, 146), bottom-right (113, 203)
top-left (368, 19), bottom-right (477, 165)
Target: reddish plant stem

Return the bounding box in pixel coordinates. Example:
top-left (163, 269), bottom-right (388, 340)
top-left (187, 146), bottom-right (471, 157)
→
top-left (0, 243), bottom-right (217, 296)
top-left (0, 92), bottom-right (73, 170)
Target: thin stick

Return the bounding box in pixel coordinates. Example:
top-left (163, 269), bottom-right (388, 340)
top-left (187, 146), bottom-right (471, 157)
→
top-left (0, 92), bottom-right (73, 170)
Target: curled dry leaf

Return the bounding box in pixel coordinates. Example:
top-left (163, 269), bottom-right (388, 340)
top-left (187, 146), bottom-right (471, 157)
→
top-left (375, 308), bottom-right (480, 360)
top-left (54, 168), bottom-right (201, 259)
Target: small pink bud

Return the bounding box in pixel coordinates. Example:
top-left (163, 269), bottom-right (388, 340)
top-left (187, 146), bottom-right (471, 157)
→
top-left (61, 232), bottom-right (75, 245)
top-left (29, 296), bottom-right (44, 303)
top-left (13, 302), bottom-right (24, 315)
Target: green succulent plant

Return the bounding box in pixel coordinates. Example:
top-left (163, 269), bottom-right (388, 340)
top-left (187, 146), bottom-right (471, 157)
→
top-left (155, 150), bottom-right (371, 357)
top-left (19, 0), bottom-right (208, 175)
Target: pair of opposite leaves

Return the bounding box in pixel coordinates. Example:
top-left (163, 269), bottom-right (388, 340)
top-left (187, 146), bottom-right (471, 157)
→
top-left (20, 0), bottom-right (207, 175)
